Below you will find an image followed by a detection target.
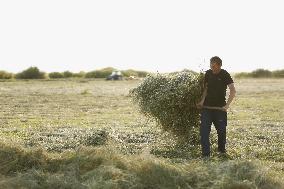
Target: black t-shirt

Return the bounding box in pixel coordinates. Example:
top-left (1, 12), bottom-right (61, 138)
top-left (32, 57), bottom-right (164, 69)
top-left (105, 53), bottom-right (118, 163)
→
top-left (203, 69), bottom-right (234, 107)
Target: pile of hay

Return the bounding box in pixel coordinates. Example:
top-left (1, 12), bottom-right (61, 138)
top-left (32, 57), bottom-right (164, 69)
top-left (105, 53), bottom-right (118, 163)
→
top-left (130, 70), bottom-right (204, 143)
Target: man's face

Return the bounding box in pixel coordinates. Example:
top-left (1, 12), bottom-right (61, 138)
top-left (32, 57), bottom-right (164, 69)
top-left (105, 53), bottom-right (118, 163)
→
top-left (210, 62), bottom-right (221, 74)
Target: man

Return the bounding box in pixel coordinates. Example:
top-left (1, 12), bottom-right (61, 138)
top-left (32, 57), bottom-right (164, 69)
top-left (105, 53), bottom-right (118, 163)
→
top-left (197, 56), bottom-right (236, 157)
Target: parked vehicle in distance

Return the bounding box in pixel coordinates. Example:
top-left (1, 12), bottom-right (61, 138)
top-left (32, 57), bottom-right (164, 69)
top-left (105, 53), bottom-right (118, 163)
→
top-left (106, 71), bottom-right (123, 80)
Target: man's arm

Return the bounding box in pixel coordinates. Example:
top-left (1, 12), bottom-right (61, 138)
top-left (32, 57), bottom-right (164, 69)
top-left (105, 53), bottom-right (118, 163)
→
top-left (222, 83), bottom-right (236, 111)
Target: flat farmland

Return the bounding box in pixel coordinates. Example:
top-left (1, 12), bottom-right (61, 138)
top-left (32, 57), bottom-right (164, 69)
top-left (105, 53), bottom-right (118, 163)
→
top-left (0, 78), bottom-right (283, 188)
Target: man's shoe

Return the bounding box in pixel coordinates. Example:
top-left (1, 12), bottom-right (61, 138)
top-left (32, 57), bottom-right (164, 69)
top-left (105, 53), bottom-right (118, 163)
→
top-left (217, 152), bottom-right (232, 159)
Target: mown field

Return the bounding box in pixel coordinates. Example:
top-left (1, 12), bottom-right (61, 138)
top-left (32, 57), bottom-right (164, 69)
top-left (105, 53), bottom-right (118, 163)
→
top-left (0, 78), bottom-right (283, 189)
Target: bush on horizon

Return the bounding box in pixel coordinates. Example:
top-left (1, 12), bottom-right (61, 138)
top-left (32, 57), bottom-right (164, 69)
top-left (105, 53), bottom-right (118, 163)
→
top-left (15, 67), bottom-right (46, 79)
top-left (48, 72), bottom-right (64, 79)
top-left (62, 71), bottom-right (73, 78)
top-left (0, 71), bottom-right (14, 79)
top-left (85, 67), bottom-right (116, 78)
top-left (235, 69), bottom-right (284, 78)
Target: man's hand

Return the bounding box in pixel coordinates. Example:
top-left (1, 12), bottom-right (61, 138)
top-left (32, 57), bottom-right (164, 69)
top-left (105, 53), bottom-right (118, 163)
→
top-left (222, 104), bottom-right (229, 112)
top-left (196, 101), bottom-right (203, 109)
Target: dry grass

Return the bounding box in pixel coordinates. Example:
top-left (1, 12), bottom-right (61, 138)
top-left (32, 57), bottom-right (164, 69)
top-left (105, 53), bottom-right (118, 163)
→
top-left (0, 142), bottom-right (283, 189)
top-left (0, 78), bottom-right (283, 188)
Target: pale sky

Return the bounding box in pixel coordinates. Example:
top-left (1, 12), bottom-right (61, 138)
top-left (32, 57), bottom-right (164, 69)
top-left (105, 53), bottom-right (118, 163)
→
top-left (0, 0), bottom-right (283, 73)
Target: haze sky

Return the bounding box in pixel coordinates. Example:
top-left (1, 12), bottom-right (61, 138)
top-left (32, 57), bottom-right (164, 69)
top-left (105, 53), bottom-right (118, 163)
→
top-left (0, 0), bottom-right (283, 73)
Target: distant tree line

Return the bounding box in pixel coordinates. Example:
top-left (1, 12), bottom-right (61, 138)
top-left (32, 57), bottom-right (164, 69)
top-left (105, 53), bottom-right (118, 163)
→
top-left (0, 66), bottom-right (150, 79)
top-left (234, 69), bottom-right (284, 78)
top-left (1, 67), bottom-right (283, 80)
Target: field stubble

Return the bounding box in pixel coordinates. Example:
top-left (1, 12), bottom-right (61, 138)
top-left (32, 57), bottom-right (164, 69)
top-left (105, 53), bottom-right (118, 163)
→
top-left (0, 78), bottom-right (283, 188)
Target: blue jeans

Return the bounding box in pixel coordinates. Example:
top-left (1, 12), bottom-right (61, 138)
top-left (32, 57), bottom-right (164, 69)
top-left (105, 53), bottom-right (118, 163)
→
top-left (200, 108), bottom-right (227, 156)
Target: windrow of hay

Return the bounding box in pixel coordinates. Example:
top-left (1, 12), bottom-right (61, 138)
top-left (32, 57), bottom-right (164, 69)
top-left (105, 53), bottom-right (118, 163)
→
top-left (0, 143), bottom-right (283, 189)
top-left (130, 70), bottom-right (204, 143)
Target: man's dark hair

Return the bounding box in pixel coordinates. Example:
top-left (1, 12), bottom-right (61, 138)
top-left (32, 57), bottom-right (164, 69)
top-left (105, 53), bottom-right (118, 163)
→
top-left (210, 56), bottom-right (222, 66)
